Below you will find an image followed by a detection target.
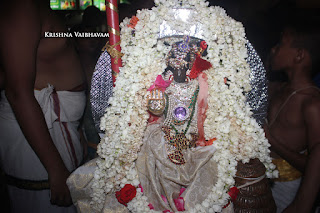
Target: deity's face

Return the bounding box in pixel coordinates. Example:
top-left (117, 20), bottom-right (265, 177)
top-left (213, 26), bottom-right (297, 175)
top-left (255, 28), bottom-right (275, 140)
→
top-left (166, 37), bottom-right (197, 83)
top-left (171, 65), bottom-right (188, 83)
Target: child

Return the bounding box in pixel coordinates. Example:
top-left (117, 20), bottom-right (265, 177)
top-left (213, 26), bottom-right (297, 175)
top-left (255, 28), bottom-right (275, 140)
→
top-left (265, 18), bottom-right (320, 213)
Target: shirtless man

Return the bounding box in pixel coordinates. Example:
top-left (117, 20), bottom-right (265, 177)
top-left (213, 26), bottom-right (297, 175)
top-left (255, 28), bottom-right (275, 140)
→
top-left (0, 0), bottom-right (85, 212)
top-left (264, 21), bottom-right (320, 213)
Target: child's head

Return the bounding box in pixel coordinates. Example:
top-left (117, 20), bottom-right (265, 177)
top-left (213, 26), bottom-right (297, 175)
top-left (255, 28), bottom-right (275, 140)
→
top-left (284, 19), bottom-right (320, 77)
top-left (270, 17), bottom-right (320, 77)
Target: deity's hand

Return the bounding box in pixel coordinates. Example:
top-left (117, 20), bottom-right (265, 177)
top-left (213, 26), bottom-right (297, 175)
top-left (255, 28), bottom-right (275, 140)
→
top-left (147, 88), bottom-right (166, 116)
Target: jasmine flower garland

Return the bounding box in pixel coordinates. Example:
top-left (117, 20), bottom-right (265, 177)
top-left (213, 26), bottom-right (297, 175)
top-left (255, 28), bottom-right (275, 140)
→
top-left (91, 0), bottom-right (277, 212)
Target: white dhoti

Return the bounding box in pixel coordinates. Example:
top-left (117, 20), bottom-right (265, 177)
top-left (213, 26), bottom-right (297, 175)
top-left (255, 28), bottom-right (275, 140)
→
top-left (0, 85), bottom-right (86, 213)
top-left (271, 158), bottom-right (302, 213)
top-left (271, 178), bottom-right (301, 213)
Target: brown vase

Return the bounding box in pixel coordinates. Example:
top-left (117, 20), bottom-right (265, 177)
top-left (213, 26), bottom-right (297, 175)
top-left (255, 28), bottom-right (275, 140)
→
top-left (233, 158), bottom-right (276, 213)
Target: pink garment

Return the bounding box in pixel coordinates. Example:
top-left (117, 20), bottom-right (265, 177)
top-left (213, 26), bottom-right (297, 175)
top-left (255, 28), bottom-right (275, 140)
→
top-left (148, 75), bottom-right (171, 91)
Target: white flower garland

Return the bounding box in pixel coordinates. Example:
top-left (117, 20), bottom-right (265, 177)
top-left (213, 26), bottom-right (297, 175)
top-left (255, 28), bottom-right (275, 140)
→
top-left (91, 0), bottom-right (278, 212)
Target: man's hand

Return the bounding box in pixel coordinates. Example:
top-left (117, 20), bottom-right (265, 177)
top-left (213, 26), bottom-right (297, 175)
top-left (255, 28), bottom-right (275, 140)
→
top-left (282, 201), bottom-right (304, 213)
top-left (49, 168), bottom-right (72, 207)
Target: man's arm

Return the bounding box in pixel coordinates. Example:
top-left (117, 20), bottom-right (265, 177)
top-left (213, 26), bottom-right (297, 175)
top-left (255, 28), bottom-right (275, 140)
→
top-left (264, 125), bottom-right (308, 172)
top-left (283, 100), bottom-right (320, 213)
top-left (0, 1), bottom-right (72, 206)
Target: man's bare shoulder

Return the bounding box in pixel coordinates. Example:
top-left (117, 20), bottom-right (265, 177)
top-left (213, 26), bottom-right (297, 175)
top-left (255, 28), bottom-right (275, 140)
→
top-left (301, 87), bottom-right (320, 108)
top-left (0, 0), bottom-right (38, 19)
top-left (0, 0), bottom-right (40, 35)
top-left (303, 92), bottom-right (320, 115)
top-left (0, 0), bottom-right (42, 92)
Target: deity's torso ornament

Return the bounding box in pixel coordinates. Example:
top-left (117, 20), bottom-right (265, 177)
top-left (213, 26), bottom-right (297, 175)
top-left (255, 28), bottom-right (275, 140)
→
top-left (162, 80), bottom-right (200, 164)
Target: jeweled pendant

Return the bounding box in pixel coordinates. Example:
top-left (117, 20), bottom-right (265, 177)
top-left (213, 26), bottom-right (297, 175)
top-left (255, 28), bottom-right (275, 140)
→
top-left (168, 151), bottom-right (185, 165)
top-left (172, 104), bottom-right (189, 121)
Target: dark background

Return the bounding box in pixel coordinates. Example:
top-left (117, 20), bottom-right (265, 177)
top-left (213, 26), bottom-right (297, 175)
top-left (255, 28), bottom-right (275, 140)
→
top-left (56, 0), bottom-right (320, 63)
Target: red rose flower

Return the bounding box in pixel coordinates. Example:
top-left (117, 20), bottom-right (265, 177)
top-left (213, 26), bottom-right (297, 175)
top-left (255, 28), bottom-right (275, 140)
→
top-left (228, 186), bottom-right (240, 201)
top-left (115, 184), bottom-right (137, 206)
top-left (224, 186), bottom-right (240, 209)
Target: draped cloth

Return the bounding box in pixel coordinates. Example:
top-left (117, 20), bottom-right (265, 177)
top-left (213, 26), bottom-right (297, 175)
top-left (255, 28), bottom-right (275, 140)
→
top-left (136, 123), bottom-right (218, 212)
top-left (67, 159), bottom-right (128, 213)
top-left (0, 85), bottom-right (85, 213)
top-left (67, 123), bottom-right (234, 212)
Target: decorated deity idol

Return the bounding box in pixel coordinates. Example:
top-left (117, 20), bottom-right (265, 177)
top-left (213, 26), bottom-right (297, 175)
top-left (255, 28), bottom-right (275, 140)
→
top-left (67, 0), bottom-right (278, 212)
top-left (135, 36), bottom-right (221, 211)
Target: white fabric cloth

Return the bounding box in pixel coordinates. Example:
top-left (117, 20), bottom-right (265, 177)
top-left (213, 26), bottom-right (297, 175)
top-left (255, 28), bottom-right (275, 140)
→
top-left (0, 85), bottom-right (86, 213)
top-left (271, 178), bottom-right (301, 213)
top-left (67, 159), bottom-right (130, 213)
top-left (136, 123), bottom-right (218, 212)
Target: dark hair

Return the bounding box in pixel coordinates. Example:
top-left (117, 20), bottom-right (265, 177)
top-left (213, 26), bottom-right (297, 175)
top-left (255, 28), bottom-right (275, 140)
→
top-left (82, 6), bottom-right (103, 28)
top-left (285, 17), bottom-right (320, 77)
